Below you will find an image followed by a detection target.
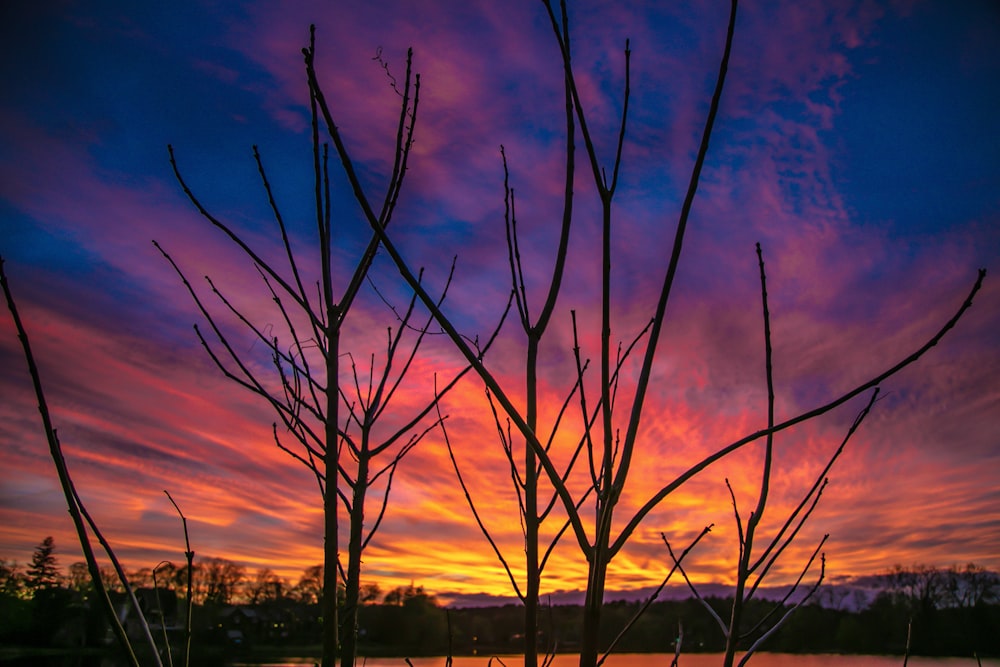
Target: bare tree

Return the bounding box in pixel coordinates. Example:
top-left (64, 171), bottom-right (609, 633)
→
top-left (247, 567), bottom-right (287, 604)
top-left (160, 27), bottom-right (503, 667)
top-left (69, 561), bottom-right (91, 593)
top-left (200, 557), bottom-right (246, 606)
top-left (303, 1), bottom-right (735, 661)
top-left (301, 0), bottom-right (985, 665)
top-left (945, 564), bottom-right (1000, 609)
top-left (661, 246), bottom-right (885, 667)
top-left (295, 564), bottom-right (325, 605)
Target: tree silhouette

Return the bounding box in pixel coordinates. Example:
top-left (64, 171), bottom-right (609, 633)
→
top-left (247, 567), bottom-right (287, 605)
top-left (26, 536), bottom-right (60, 592)
top-left (159, 26), bottom-right (507, 666)
top-left (201, 557), bottom-right (246, 606)
top-left (302, 0), bottom-right (986, 664)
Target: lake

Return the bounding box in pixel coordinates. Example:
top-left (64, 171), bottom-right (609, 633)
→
top-left (232, 654), bottom-right (1000, 667)
top-left (4, 654), bottom-right (995, 667)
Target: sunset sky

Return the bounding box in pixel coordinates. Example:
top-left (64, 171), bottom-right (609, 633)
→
top-left (1, 1), bottom-right (998, 605)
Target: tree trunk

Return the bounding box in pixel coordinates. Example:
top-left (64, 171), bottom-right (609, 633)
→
top-left (525, 451), bottom-right (539, 667)
top-left (341, 447), bottom-right (369, 667)
top-left (722, 558), bottom-right (749, 667)
top-left (524, 336), bottom-right (540, 667)
top-left (579, 511), bottom-right (612, 667)
top-left (721, 599), bottom-right (741, 667)
top-left (579, 547), bottom-right (608, 667)
top-left (322, 325), bottom-right (340, 667)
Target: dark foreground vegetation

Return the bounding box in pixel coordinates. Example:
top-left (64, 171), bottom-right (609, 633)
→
top-left (2, 542), bottom-right (996, 662)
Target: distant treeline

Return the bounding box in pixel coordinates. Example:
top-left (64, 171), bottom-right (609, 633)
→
top-left (357, 574), bottom-right (999, 659)
top-left (2, 538), bottom-right (997, 659)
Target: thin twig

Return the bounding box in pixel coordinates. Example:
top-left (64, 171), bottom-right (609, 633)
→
top-left (165, 490), bottom-right (194, 667)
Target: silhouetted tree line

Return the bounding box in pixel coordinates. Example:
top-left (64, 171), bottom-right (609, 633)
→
top-left (728, 562), bottom-right (1000, 659)
top-left (2, 537), bottom-right (997, 658)
top-left (426, 572), bottom-right (1000, 660)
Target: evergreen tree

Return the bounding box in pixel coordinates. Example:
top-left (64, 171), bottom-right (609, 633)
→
top-left (25, 536), bottom-right (60, 591)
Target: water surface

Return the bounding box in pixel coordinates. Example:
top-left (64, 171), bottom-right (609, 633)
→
top-left (234, 654), bottom-right (1000, 667)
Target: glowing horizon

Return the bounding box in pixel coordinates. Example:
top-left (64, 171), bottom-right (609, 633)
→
top-left (1, 1), bottom-right (998, 603)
